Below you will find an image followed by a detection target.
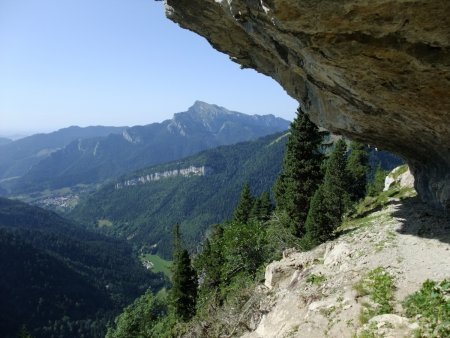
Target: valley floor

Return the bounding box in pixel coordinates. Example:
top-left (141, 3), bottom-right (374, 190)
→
top-left (239, 196), bottom-right (450, 337)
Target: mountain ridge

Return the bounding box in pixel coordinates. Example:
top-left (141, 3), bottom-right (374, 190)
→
top-left (0, 125), bottom-right (126, 184)
top-left (4, 102), bottom-right (290, 194)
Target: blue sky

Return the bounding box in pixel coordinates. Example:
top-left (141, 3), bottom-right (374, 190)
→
top-left (0, 0), bottom-right (297, 135)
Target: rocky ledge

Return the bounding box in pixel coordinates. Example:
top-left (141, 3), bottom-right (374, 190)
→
top-left (240, 169), bottom-right (450, 337)
top-left (165, 0), bottom-right (450, 210)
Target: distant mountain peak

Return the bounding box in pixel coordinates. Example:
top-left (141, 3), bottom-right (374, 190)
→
top-left (185, 101), bottom-right (236, 118)
top-left (189, 100), bottom-right (222, 110)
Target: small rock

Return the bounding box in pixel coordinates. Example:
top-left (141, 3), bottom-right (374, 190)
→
top-left (324, 243), bottom-right (351, 267)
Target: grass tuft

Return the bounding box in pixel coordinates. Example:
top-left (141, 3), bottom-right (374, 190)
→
top-left (354, 267), bottom-right (395, 324)
top-left (403, 279), bottom-right (450, 337)
top-left (307, 273), bottom-right (327, 285)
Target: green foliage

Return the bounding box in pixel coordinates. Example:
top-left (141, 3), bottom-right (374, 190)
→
top-left (346, 142), bottom-right (370, 201)
top-left (221, 220), bottom-right (267, 284)
top-left (403, 279), bottom-right (450, 337)
top-left (194, 225), bottom-right (225, 294)
top-left (264, 210), bottom-right (304, 255)
top-left (71, 132), bottom-right (287, 258)
top-left (233, 183), bottom-right (255, 224)
top-left (105, 290), bottom-right (167, 338)
top-left (188, 190), bottom-right (279, 335)
top-left (391, 164), bottom-right (408, 180)
top-left (274, 110), bottom-right (325, 237)
top-left (249, 191), bottom-right (273, 222)
top-left (354, 267), bottom-right (395, 324)
top-left (307, 273), bottom-right (327, 285)
top-left (367, 165), bottom-right (387, 197)
top-left (171, 224), bottom-right (198, 321)
top-left (0, 197), bottom-right (166, 338)
top-left (259, 191), bottom-right (274, 221)
top-left (304, 140), bottom-right (351, 247)
top-left (18, 326), bottom-right (33, 338)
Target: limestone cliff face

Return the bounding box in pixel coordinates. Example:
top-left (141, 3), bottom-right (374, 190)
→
top-left (165, 0), bottom-right (450, 209)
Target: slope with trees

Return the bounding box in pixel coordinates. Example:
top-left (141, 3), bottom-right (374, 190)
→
top-left (70, 132), bottom-right (288, 258)
top-left (0, 198), bottom-right (166, 338)
top-left (0, 126), bottom-right (125, 185)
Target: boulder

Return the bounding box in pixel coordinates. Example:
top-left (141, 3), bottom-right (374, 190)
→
top-left (384, 166), bottom-right (415, 191)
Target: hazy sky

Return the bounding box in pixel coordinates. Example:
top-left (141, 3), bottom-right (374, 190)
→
top-left (0, 0), bottom-right (298, 135)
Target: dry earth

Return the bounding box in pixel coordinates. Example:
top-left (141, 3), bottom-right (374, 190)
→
top-left (239, 173), bottom-right (450, 337)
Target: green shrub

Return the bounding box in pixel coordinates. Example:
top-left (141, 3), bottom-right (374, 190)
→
top-left (403, 279), bottom-right (450, 337)
top-left (354, 267), bottom-right (395, 323)
top-left (307, 273), bottom-right (326, 285)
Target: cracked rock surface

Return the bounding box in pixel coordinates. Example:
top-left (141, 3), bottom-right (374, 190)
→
top-left (165, 0), bottom-right (450, 210)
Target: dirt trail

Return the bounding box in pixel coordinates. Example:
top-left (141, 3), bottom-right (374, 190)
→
top-left (241, 197), bottom-right (450, 338)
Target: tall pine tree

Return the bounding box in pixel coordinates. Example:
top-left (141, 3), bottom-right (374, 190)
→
top-left (250, 191), bottom-right (273, 222)
top-left (194, 224), bottom-right (225, 295)
top-left (171, 224), bottom-right (198, 321)
top-left (367, 164), bottom-right (387, 197)
top-left (346, 141), bottom-right (370, 201)
top-left (259, 191), bottom-right (273, 221)
top-left (233, 183), bottom-right (255, 224)
top-left (304, 139), bottom-right (350, 247)
top-left (274, 109), bottom-right (325, 237)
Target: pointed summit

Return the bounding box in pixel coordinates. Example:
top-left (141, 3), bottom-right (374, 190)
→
top-left (186, 101), bottom-right (235, 119)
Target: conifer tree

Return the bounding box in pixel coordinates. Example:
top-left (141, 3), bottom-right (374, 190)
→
top-left (274, 109), bottom-right (325, 236)
top-left (18, 326), bottom-right (33, 338)
top-left (250, 191), bottom-right (273, 222)
top-left (304, 139), bottom-right (350, 247)
top-left (233, 183), bottom-right (254, 224)
top-left (250, 198), bottom-right (262, 221)
top-left (367, 164), bottom-right (387, 197)
top-left (259, 191), bottom-right (273, 221)
top-left (346, 141), bottom-right (370, 201)
top-left (171, 224), bottom-right (198, 321)
top-left (194, 224), bottom-right (224, 292)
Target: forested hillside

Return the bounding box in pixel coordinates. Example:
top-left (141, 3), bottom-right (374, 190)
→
top-left (0, 137), bottom-right (12, 146)
top-left (70, 132), bottom-right (288, 258)
top-left (0, 126), bottom-right (125, 185)
top-left (0, 198), bottom-right (166, 338)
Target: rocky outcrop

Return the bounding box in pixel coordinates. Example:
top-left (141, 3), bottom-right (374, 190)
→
top-left (165, 0), bottom-right (450, 209)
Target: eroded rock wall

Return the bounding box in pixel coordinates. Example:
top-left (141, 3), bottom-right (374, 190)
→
top-left (165, 0), bottom-right (450, 209)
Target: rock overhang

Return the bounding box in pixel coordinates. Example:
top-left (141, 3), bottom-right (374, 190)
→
top-left (164, 0), bottom-right (450, 210)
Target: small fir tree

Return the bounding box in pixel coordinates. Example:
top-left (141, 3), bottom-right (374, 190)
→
top-left (259, 191), bottom-right (273, 221)
top-left (171, 224), bottom-right (198, 321)
top-left (249, 191), bottom-right (273, 222)
top-left (304, 139), bottom-right (350, 247)
top-left (274, 109), bottom-right (325, 236)
top-left (18, 326), bottom-right (33, 338)
top-left (233, 183), bottom-right (255, 224)
top-left (367, 164), bottom-right (387, 197)
top-left (194, 224), bottom-right (225, 293)
top-left (346, 141), bottom-right (370, 201)
top-left (302, 185), bottom-right (329, 247)
top-left (250, 198), bottom-right (262, 221)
